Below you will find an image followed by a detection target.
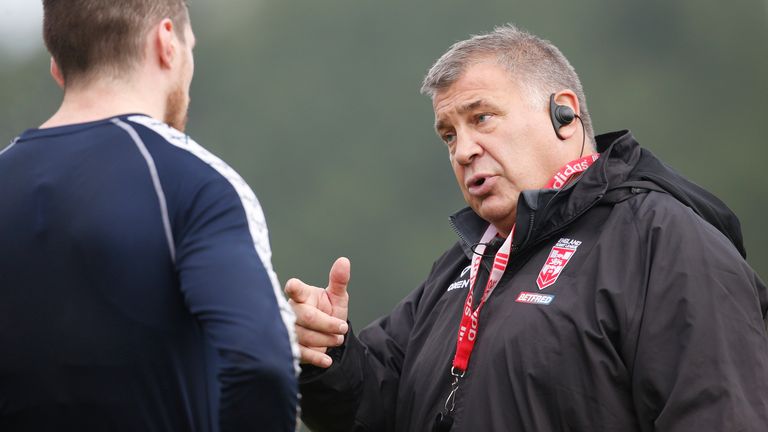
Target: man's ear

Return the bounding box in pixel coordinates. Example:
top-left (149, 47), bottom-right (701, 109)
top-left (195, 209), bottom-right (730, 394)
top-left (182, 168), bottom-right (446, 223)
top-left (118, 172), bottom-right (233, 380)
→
top-left (155, 18), bottom-right (177, 69)
top-left (50, 57), bottom-right (65, 89)
top-left (551, 90), bottom-right (580, 140)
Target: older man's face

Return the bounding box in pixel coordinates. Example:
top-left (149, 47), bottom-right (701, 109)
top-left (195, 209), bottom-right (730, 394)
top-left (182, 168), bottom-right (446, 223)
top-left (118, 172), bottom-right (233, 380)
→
top-left (432, 61), bottom-right (568, 236)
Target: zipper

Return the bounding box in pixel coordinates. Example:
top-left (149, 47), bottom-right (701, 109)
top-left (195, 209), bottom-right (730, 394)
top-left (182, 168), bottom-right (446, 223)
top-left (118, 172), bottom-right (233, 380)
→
top-left (513, 210), bottom-right (536, 251)
top-left (517, 193), bottom-right (605, 257)
top-left (450, 190), bottom-right (603, 284)
top-left (449, 217), bottom-right (472, 255)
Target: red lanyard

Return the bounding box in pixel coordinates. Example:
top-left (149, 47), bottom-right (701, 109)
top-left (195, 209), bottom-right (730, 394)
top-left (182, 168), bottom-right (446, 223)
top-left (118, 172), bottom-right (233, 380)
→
top-left (546, 153), bottom-right (600, 189)
top-left (450, 153), bottom-right (600, 375)
top-left (452, 226), bottom-right (513, 373)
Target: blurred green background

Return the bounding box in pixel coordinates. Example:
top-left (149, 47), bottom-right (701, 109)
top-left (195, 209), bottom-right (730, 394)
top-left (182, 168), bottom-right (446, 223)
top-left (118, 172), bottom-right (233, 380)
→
top-left (1, 2), bottom-right (766, 424)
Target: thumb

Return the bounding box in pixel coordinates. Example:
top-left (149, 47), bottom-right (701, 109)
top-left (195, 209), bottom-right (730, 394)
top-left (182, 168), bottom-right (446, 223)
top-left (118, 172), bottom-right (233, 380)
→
top-left (326, 256), bottom-right (350, 299)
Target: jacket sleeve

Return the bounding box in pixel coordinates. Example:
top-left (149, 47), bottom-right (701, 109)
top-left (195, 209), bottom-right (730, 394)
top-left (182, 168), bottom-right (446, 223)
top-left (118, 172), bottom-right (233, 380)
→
top-left (299, 274), bottom-right (429, 432)
top-left (175, 176), bottom-right (298, 432)
top-left (629, 197), bottom-right (768, 432)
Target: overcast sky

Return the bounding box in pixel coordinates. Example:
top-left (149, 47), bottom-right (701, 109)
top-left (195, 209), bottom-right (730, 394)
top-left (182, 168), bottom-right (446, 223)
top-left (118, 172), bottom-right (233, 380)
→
top-left (0, 0), bottom-right (44, 60)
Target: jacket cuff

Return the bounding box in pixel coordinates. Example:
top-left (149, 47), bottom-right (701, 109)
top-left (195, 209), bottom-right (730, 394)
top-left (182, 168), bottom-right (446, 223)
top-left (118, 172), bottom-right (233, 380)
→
top-left (299, 323), bottom-right (364, 391)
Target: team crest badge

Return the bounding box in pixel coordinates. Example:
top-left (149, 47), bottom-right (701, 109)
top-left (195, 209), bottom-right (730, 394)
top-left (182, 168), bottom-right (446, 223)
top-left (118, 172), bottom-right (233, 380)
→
top-left (536, 238), bottom-right (582, 290)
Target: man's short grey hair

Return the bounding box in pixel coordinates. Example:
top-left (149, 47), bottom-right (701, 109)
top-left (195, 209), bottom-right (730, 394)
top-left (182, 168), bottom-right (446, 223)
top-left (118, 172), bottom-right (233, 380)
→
top-left (421, 24), bottom-right (595, 145)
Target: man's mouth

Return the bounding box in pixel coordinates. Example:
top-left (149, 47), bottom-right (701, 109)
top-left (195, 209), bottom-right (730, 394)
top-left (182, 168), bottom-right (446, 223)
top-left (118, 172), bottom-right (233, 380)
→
top-left (466, 175), bottom-right (497, 196)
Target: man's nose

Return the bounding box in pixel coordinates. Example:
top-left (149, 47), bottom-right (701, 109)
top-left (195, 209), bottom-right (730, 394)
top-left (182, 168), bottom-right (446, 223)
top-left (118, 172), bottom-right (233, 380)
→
top-left (453, 132), bottom-right (483, 166)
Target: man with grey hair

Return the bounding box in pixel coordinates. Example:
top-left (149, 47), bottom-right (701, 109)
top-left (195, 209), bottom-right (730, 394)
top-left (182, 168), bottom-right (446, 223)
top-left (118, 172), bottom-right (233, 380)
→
top-left (286, 24), bottom-right (768, 431)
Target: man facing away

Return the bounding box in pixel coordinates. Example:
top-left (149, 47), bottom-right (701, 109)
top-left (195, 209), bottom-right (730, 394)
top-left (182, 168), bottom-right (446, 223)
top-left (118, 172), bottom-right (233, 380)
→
top-left (286, 25), bottom-right (768, 431)
top-left (0, 1), bottom-right (298, 431)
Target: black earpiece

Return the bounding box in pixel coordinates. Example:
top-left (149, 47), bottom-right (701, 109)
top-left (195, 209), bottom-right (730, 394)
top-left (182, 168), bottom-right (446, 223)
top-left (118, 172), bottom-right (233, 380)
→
top-left (549, 93), bottom-right (576, 140)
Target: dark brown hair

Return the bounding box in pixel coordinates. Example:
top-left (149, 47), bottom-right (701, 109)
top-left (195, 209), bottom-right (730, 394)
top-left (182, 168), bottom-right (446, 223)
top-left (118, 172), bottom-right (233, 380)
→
top-left (43, 0), bottom-right (189, 86)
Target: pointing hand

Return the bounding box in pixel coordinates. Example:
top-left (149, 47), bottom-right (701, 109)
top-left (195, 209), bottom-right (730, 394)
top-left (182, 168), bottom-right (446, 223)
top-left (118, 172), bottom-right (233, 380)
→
top-left (284, 257), bottom-right (350, 368)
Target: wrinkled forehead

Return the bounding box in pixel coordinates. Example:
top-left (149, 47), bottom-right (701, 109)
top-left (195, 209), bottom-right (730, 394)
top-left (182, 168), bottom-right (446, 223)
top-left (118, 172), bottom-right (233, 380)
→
top-left (429, 56), bottom-right (501, 98)
top-left (431, 61), bottom-right (521, 112)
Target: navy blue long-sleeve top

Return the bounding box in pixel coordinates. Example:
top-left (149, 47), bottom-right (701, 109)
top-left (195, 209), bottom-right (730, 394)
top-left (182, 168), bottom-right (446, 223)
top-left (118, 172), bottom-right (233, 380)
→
top-left (0, 114), bottom-right (298, 431)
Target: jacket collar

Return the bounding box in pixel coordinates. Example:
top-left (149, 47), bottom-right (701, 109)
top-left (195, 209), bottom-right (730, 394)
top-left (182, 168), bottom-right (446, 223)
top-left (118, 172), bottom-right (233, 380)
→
top-left (449, 130), bottom-right (640, 259)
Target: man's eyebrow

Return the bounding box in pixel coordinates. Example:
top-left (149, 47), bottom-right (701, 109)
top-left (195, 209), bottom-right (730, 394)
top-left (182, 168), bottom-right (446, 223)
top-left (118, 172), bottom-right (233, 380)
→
top-left (434, 99), bottom-right (498, 131)
top-left (459, 99), bottom-right (486, 113)
top-left (459, 99), bottom-right (501, 113)
top-left (434, 119), bottom-right (449, 132)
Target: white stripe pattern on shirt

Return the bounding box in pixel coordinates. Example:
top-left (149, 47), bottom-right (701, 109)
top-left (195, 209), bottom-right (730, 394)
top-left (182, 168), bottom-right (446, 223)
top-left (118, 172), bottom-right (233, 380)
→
top-left (126, 115), bottom-right (300, 374)
top-left (0, 137), bottom-right (19, 158)
top-left (112, 119), bottom-right (177, 263)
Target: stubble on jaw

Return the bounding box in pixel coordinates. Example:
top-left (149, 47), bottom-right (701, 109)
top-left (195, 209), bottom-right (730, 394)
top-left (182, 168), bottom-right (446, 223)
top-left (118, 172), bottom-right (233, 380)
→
top-left (164, 81), bottom-right (189, 132)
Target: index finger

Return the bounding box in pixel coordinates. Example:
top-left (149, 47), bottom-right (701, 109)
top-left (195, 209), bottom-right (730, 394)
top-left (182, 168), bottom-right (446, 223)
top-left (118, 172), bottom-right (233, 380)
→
top-left (293, 303), bottom-right (349, 335)
top-left (284, 278), bottom-right (314, 303)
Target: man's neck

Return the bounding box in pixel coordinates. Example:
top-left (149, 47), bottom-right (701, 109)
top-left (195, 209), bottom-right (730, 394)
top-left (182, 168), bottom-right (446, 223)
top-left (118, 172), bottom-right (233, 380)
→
top-left (492, 222), bottom-right (513, 238)
top-left (41, 77), bottom-right (164, 129)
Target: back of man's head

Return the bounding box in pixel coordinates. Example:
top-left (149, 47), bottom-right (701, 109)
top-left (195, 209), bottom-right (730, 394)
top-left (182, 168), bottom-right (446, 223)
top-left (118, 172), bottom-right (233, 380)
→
top-left (421, 24), bottom-right (595, 143)
top-left (43, 0), bottom-right (189, 88)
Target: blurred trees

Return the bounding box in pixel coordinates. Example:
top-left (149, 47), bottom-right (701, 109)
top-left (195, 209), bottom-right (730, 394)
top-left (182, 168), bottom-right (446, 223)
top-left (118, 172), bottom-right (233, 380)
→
top-left (1, 0), bottom-right (766, 330)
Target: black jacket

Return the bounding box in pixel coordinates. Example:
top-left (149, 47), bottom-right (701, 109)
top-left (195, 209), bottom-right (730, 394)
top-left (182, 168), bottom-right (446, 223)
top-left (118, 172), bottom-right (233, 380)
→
top-left (300, 131), bottom-right (768, 431)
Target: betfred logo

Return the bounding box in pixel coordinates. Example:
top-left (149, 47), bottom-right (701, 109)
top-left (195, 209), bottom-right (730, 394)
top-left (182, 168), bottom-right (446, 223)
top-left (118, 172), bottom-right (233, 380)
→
top-left (536, 238), bottom-right (581, 290)
top-left (515, 291), bottom-right (555, 305)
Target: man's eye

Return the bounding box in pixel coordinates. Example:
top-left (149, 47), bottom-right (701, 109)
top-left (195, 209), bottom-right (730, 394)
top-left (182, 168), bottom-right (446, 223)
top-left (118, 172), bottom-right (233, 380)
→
top-left (477, 113), bottom-right (493, 123)
top-left (441, 133), bottom-right (456, 145)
